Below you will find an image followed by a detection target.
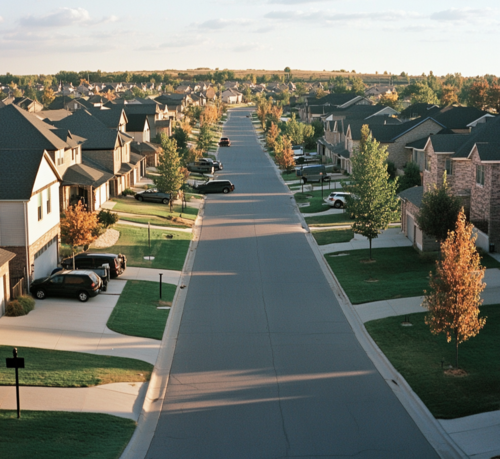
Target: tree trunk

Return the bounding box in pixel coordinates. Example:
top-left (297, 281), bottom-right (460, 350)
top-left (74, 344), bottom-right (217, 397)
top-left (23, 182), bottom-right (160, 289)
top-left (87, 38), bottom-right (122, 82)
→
top-left (369, 238), bottom-right (372, 260)
top-left (455, 329), bottom-right (459, 369)
top-left (72, 249), bottom-right (75, 271)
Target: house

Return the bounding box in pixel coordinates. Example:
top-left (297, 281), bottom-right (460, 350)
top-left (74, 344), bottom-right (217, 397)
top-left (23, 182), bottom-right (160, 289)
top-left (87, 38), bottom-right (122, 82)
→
top-left (221, 88), bottom-right (243, 104)
top-left (364, 85), bottom-right (397, 99)
top-left (401, 116), bottom-right (500, 252)
top-left (47, 96), bottom-right (87, 112)
top-left (299, 93), bottom-right (372, 123)
top-left (0, 96), bottom-right (44, 113)
top-left (0, 248), bottom-right (16, 317)
top-left (0, 149), bottom-right (61, 282)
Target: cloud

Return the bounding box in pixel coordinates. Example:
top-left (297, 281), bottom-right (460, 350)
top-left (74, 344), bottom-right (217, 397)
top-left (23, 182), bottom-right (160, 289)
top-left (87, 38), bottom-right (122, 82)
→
top-left (430, 8), bottom-right (495, 22)
top-left (0, 16), bottom-right (4, 23)
top-left (159, 36), bottom-right (206, 48)
top-left (193, 18), bottom-right (252, 29)
top-left (18, 8), bottom-right (118, 28)
top-left (232, 43), bottom-right (270, 52)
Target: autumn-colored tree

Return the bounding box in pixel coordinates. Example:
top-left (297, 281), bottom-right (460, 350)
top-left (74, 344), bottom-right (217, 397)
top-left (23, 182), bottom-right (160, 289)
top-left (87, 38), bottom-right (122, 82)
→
top-left (467, 80), bottom-right (489, 110)
top-left (270, 105), bottom-right (283, 124)
top-left (378, 91), bottom-right (400, 109)
top-left (61, 201), bottom-right (99, 268)
top-left (266, 122), bottom-right (280, 150)
top-left (441, 85), bottom-right (459, 106)
top-left (487, 84), bottom-right (500, 113)
top-left (256, 99), bottom-right (271, 129)
top-left (280, 136), bottom-right (296, 173)
top-left (41, 87), bottom-right (56, 107)
top-left (423, 209), bottom-right (486, 369)
top-left (202, 104), bottom-right (219, 125)
top-left (103, 90), bottom-right (116, 101)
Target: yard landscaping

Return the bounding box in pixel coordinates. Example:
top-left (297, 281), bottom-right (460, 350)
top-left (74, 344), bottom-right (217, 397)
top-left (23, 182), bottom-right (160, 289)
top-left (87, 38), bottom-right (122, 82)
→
top-left (0, 411), bottom-right (135, 459)
top-left (111, 196), bottom-right (198, 221)
top-left (107, 280), bottom-right (176, 340)
top-left (294, 190), bottom-right (332, 213)
top-left (312, 228), bottom-right (354, 245)
top-left (92, 224), bottom-right (191, 271)
top-left (326, 246), bottom-right (500, 304)
top-left (0, 346), bottom-right (152, 387)
top-left (365, 304), bottom-right (500, 419)
top-left (119, 215), bottom-right (193, 229)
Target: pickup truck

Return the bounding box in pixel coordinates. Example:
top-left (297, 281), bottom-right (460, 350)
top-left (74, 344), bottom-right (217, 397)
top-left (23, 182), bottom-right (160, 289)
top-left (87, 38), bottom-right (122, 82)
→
top-left (187, 159), bottom-right (215, 175)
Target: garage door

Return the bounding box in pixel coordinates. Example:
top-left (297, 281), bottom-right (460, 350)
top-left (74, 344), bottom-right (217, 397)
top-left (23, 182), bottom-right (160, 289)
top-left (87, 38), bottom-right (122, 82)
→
top-left (407, 215), bottom-right (415, 243)
top-left (34, 238), bottom-right (58, 279)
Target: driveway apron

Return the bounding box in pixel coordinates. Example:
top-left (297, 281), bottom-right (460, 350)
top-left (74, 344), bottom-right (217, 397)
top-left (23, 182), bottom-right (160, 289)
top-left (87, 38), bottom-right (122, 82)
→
top-left (145, 109), bottom-right (439, 459)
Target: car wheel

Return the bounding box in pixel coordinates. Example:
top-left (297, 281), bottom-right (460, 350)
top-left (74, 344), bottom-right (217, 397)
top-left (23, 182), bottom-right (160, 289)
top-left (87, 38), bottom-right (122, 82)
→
top-left (334, 201), bottom-right (343, 209)
top-left (35, 289), bottom-right (46, 300)
top-left (223, 187), bottom-right (230, 194)
top-left (78, 291), bottom-right (89, 302)
top-left (137, 196), bottom-right (143, 202)
top-left (162, 198), bottom-right (169, 204)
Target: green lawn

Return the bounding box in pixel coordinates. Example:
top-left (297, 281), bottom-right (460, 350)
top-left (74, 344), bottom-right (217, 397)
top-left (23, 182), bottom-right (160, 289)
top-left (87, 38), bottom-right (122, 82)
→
top-left (111, 197), bottom-right (198, 220)
top-left (305, 212), bottom-right (357, 227)
top-left (0, 411), bottom-right (135, 459)
top-left (326, 247), bottom-right (500, 304)
top-left (119, 215), bottom-right (191, 229)
top-left (294, 191), bottom-right (331, 214)
top-left (0, 346), bottom-right (152, 387)
top-left (282, 171), bottom-right (299, 182)
top-left (92, 224), bottom-right (191, 271)
top-left (366, 305), bottom-right (500, 419)
top-left (312, 229), bottom-right (354, 245)
top-left (107, 280), bottom-right (176, 340)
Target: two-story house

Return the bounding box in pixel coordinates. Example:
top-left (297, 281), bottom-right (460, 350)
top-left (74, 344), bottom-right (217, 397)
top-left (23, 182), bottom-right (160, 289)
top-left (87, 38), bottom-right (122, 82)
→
top-left (0, 149), bottom-right (61, 283)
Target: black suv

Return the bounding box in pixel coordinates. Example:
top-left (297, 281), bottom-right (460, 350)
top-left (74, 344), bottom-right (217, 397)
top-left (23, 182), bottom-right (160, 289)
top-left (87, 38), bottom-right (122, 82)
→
top-left (30, 271), bottom-right (102, 302)
top-left (61, 253), bottom-right (127, 278)
top-left (194, 180), bottom-right (235, 194)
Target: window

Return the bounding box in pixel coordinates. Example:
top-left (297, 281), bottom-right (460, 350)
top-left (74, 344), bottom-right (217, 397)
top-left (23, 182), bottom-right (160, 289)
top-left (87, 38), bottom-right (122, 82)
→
top-left (476, 164), bottom-right (485, 186)
top-left (445, 158), bottom-right (453, 176)
top-left (72, 149), bottom-right (76, 161)
top-left (425, 155), bottom-right (430, 171)
top-left (46, 187), bottom-right (51, 214)
top-left (37, 192), bottom-right (42, 221)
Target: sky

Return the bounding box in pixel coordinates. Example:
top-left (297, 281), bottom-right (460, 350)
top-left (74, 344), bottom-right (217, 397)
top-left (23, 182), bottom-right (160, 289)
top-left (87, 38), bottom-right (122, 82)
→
top-left (0, 0), bottom-right (498, 77)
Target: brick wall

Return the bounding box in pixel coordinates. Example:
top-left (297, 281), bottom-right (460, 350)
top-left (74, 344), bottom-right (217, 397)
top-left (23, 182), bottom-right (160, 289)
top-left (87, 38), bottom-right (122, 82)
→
top-left (489, 164), bottom-right (500, 249)
top-left (7, 247), bottom-right (27, 279)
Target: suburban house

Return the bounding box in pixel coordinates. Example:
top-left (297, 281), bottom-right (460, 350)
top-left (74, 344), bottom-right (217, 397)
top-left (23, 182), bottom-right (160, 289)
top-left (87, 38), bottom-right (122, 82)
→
top-left (299, 93), bottom-right (373, 123)
top-left (0, 149), bottom-right (61, 284)
top-left (401, 115), bottom-right (500, 253)
top-left (0, 96), bottom-right (44, 113)
top-left (221, 88), bottom-right (243, 104)
top-left (364, 85), bottom-right (397, 99)
top-left (0, 248), bottom-right (16, 317)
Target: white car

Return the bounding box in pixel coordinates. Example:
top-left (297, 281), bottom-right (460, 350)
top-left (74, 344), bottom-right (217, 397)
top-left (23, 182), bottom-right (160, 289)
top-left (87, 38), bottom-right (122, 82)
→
top-left (325, 192), bottom-right (351, 208)
top-left (292, 145), bottom-right (304, 155)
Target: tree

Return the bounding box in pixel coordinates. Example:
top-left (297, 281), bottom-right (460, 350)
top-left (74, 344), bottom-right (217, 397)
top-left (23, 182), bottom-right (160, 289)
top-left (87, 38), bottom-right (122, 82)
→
top-left (61, 201), bottom-right (99, 268)
top-left (423, 209), bottom-right (486, 369)
top-left (284, 67), bottom-right (291, 73)
top-left (349, 76), bottom-right (366, 96)
top-left (416, 175), bottom-right (462, 243)
top-left (404, 82), bottom-right (439, 104)
top-left (487, 84), bottom-right (500, 113)
top-left (97, 209), bottom-right (119, 229)
top-left (278, 136), bottom-right (296, 172)
top-left (172, 126), bottom-right (189, 150)
top-left (342, 125), bottom-right (400, 260)
top-left (398, 162), bottom-right (421, 192)
top-left (378, 91), bottom-right (400, 110)
top-left (154, 135), bottom-right (185, 211)
top-left (197, 125), bottom-right (213, 152)
top-left (441, 85), bottom-right (459, 106)
top-left (467, 80), bottom-right (489, 110)
top-left (266, 122), bottom-right (280, 150)
top-left (41, 87), bottom-right (56, 106)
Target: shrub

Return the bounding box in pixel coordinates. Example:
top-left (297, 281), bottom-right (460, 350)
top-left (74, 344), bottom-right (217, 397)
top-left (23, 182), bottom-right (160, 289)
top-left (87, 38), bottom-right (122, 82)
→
top-left (387, 161), bottom-right (397, 180)
top-left (398, 162), bottom-right (422, 191)
top-left (17, 295), bottom-right (35, 314)
top-left (6, 300), bottom-right (25, 317)
top-left (122, 188), bottom-right (136, 196)
top-left (97, 209), bottom-right (119, 229)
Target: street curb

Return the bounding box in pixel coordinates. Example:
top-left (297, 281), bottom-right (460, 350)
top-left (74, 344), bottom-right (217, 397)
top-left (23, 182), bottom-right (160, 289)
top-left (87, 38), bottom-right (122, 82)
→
top-left (120, 199), bottom-right (205, 459)
top-left (261, 130), bottom-right (467, 459)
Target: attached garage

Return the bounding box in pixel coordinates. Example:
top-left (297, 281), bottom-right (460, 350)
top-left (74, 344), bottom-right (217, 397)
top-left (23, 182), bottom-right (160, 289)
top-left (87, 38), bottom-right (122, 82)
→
top-left (33, 237), bottom-right (58, 280)
top-left (0, 248), bottom-right (16, 317)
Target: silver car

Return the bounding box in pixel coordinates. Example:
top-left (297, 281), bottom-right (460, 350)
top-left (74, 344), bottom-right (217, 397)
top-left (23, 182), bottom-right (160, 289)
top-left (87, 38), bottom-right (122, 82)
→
top-left (325, 192), bottom-right (351, 208)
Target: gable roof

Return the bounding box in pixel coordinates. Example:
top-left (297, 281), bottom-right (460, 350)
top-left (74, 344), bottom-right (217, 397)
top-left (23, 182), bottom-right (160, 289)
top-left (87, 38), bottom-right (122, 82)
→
top-left (0, 104), bottom-right (69, 151)
top-left (86, 106), bottom-right (127, 129)
top-left (62, 162), bottom-right (114, 188)
top-left (433, 106), bottom-right (493, 130)
top-left (398, 185), bottom-right (423, 208)
top-left (126, 113), bottom-right (149, 132)
top-left (0, 248), bottom-right (16, 267)
top-left (312, 93), bottom-right (368, 107)
top-left (400, 103), bottom-right (440, 119)
top-left (123, 104), bottom-right (159, 116)
top-left (0, 149), bottom-right (60, 200)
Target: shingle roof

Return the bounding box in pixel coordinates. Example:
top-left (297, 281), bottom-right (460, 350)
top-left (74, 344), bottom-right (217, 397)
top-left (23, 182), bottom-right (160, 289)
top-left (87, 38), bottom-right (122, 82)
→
top-left (0, 149), bottom-right (52, 200)
top-left (123, 104), bottom-right (158, 116)
top-left (62, 162), bottom-right (114, 188)
top-left (475, 142), bottom-right (500, 161)
top-left (400, 103), bottom-right (440, 119)
top-left (126, 113), bottom-right (148, 132)
top-left (406, 137), bottom-right (429, 149)
top-left (0, 104), bottom-right (69, 151)
top-left (453, 116), bottom-right (500, 159)
top-left (51, 109), bottom-right (119, 150)
top-left (434, 106), bottom-right (493, 130)
top-left (0, 248), bottom-right (16, 267)
top-left (86, 106), bottom-right (126, 129)
top-left (398, 186), bottom-right (423, 208)
top-left (130, 141), bottom-right (161, 154)
top-left (429, 134), bottom-right (469, 153)
top-left (313, 93), bottom-right (366, 107)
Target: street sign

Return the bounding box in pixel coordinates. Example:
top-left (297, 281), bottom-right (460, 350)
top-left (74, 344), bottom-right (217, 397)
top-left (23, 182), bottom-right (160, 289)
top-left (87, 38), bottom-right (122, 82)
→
top-left (5, 348), bottom-right (24, 418)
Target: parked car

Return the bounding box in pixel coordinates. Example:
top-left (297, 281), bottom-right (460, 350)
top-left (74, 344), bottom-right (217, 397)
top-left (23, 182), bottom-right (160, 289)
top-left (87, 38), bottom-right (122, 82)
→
top-left (192, 157), bottom-right (223, 171)
top-left (219, 137), bottom-right (231, 147)
top-left (296, 165), bottom-right (331, 183)
top-left (135, 189), bottom-right (171, 204)
top-left (187, 161), bottom-right (215, 175)
top-left (292, 145), bottom-right (304, 155)
top-left (325, 192), bottom-right (351, 208)
top-left (61, 253), bottom-right (127, 278)
top-left (294, 155), bottom-right (318, 165)
top-left (193, 180), bottom-right (235, 194)
top-left (30, 270), bottom-right (102, 302)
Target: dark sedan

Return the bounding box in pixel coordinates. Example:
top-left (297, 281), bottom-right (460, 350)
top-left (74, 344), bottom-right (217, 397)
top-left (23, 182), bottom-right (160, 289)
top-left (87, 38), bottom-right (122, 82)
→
top-left (219, 137), bottom-right (231, 147)
top-left (194, 180), bottom-right (235, 194)
top-left (135, 189), bottom-right (171, 204)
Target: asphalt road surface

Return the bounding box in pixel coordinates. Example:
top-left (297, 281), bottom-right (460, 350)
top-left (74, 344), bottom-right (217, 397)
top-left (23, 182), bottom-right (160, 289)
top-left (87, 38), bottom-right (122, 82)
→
top-left (146, 109), bottom-right (439, 459)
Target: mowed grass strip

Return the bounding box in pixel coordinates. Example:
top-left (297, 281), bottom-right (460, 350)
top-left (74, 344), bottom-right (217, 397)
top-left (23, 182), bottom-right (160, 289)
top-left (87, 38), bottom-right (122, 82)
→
top-left (305, 212), bottom-right (355, 227)
top-left (327, 247), bottom-right (500, 304)
top-left (0, 346), bottom-right (152, 387)
top-left (107, 280), bottom-right (176, 340)
top-left (365, 305), bottom-right (500, 419)
top-left (93, 224), bottom-right (191, 271)
top-left (0, 411), bottom-right (136, 459)
top-left (294, 191), bottom-right (331, 213)
top-left (111, 196), bottom-right (198, 220)
top-left (119, 215), bottom-right (191, 229)
top-left (312, 228), bottom-right (354, 245)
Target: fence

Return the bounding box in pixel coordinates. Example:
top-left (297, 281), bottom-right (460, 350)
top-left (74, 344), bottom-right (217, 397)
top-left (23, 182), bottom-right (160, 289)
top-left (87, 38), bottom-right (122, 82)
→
top-left (10, 277), bottom-right (26, 299)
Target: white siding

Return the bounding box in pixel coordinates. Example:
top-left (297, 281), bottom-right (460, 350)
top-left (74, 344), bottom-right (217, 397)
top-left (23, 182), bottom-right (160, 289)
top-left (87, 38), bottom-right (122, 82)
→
top-left (27, 182), bottom-right (60, 246)
top-left (33, 156), bottom-right (58, 193)
top-left (0, 202), bottom-right (26, 246)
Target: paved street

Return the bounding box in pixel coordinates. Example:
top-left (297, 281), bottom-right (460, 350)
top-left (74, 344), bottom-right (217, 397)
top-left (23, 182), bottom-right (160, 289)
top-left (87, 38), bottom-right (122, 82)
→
top-left (145, 109), bottom-right (439, 458)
